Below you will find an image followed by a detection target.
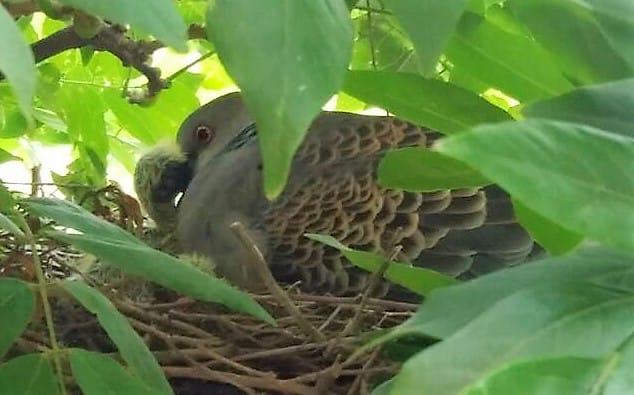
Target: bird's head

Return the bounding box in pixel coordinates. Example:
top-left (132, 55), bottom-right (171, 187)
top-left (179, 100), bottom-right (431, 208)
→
top-left (177, 91), bottom-right (255, 170)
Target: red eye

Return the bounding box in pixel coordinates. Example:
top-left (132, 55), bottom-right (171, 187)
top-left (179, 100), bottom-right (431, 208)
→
top-left (195, 125), bottom-right (214, 144)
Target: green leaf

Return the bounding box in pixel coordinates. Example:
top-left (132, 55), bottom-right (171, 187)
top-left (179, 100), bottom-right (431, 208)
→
top-left (402, 246), bottom-right (634, 339)
top-left (512, 199), bottom-right (583, 256)
top-left (604, 334), bottom-right (634, 394)
top-left (371, 379), bottom-right (394, 395)
top-left (58, 82), bottom-right (108, 161)
top-left (23, 198), bottom-right (274, 324)
top-left (0, 212), bottom-right (25, 240)
top-left (0, 148), bottom-right (21, 165)
top-left (23, 198), bottom-right (142, 245)
top-left (523, 78), bottom-right (634, 138)
top-left (446, 13), bottom-right (573, 101)
top-left (378, 148), bottom-right (489, 191)
top-left (57, 0), bottom-right (187, 51)
top-left (550, 0), bottom-right (634, 73)
top-left (306, 234), bottom-right (458, 296)
top-left (0, 105), bottom-right (28, 138)
top-left (104, 75), bottom-right (201, 145)
top-left (343, 71), bottom-right (510, 134)
top-left (61, 281), bottom-right (172, 395)
top-left (206, 0), bottom-right (353, 198)
top-left (0, 354), bottom-right (59, 395)
top-left (508, 0), bottom-right (631, 85)
top-left (464, 356), bottom-right (605, 395)
top-left (69, 349), bottom-right (158, 395)
top-left (0, 278), bottom-right (35, 358)
top-left (384, 0), bottom-right (469, 76)
top-left (437, 119), bottom-right (634, 252)
top-left (0, 6), bottom-right (36, 123)
top-left (392, 280), bottom-right (634, 395)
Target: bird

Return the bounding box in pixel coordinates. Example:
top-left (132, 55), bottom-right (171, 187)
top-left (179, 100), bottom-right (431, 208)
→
top-left (134, 92), bottom-right (543, 299)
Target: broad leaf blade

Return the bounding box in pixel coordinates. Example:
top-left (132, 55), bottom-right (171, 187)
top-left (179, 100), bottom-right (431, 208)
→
top-left (57, 0), bottom-right (187, 51)
top-left (384, 0), bottom-right (469, 76)
top-left (0, 354), bottom-right (59, 395)
top-left (0, 279), bottom-right (35, 358)
top-left (447, 12), bottom-right (573, 101)
top-left (393, 281), bottom-right (634, 395)
top-left (207, 0), bottom-right (353, 198)
top-left (508, 0), bottom-right (630, 85)
top-left (0, 7), bottom-right (36, 122)
top-left (437, 120), bottom-right (634, 252)
top-left (343, 71), bottom-right (510, 134)
top-left (69, 349), bottom-right (158, 395)
top-left (524, 78), bottom-right (634, 138)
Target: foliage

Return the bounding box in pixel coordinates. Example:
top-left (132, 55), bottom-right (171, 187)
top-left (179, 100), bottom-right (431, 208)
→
top-left (0, 0), bottom-right (633, 394)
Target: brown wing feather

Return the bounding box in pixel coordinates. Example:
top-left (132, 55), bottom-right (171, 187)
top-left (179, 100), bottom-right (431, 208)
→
top-left (257, 112), bottom-right (541, 297)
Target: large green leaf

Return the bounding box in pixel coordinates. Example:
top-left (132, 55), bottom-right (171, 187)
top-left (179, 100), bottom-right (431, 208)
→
top-left (401, 247), bottom-right (634, 339)
top-left (69, 349), bottom-right (158, 395)
top-left (23, 198), bottom-right (275, 324)
top-left (378, 148), bottom-right (489, 191)
top-left (0, 354), bottom-right (59, 395)
top-left (391, 280), bottom-right (634, 395)
top-left (524, 78), bottom-right (634, 138)
top-left (206, 0), bottom-right (353, 198)
top-left (437, 119), bottom-right (634, 252)
top-left (343, 71), bottom-right (510, 134)
top-left (57, 0), bottom-right (187, 51)
top-left (384, 0), bottom-right (469, 76)
top-left (0, 278), bottom-right (35, 358)
top-left (62, 281), bottom-right (172, 395)
top-left (562, 0), bottom-right (634, 72)
top-left (0, 6), bottom-right (36, 122)
top-left (446, 13), bottom-right (573, 101)
top-left (464, 356), bottom-right (605, 395)
top-left (508, 0), bottom-right (631, 85)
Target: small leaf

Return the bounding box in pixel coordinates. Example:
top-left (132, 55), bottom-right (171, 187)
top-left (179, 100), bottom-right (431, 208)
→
top-left (69, 349), bottom-right (158, 395)
top-left (524, 78), bottom-right (634, 138)
top-left (0, 354), bottom-right (59, 395)
top-left (384, 0), bottom-right (469, 76)
top-left (343, 71), bottom-right (510, 134)
top-left (378, 148), bottom-right (489, 191)
top-left (61, 281), bottom-right (172, 395)
top-left (207, 0), bottom-right (353, 198)
top-left (0, 278), bottom-right (35, 358)
top-left (306, 234), bottom-right (458, 296)
top-left (437, 119), bottom-right (634, 252)
top-left (57, 0), bottom-right (187, 51)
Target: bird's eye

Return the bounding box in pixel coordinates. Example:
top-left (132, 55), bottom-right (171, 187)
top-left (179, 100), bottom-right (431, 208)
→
top-left (194, 125), bottom-right (214, 144)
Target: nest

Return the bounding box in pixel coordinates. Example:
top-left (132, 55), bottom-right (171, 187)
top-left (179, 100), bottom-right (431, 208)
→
top-left (2, 190), bottom-right (418, 395)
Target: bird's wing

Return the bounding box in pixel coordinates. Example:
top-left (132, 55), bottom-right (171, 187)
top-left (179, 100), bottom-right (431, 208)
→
top-left (256, 112), bottom-right (541, 297)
